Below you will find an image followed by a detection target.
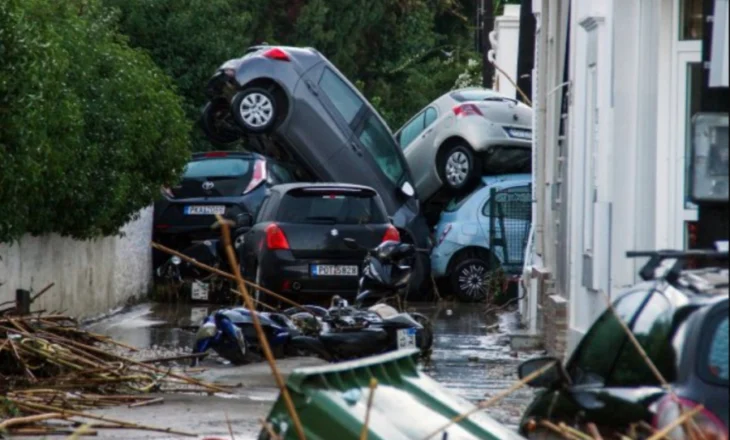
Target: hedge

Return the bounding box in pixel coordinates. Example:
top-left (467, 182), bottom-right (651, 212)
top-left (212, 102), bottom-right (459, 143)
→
top-left (0, 0), bottom-right (191, 243)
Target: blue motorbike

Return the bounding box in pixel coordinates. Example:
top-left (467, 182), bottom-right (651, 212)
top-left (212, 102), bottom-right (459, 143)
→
top-left (191, 308), bottom-right (302, 366)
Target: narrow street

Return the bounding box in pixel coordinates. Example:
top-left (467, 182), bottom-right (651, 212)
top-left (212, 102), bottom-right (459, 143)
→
top-left (75, 301), bottom-right (537, 439)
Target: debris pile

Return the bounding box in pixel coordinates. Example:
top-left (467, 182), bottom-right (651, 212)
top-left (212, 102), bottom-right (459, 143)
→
top-left (0, 313), bottom-right (225, 437)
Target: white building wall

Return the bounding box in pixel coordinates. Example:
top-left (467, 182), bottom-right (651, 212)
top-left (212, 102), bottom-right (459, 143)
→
top-left (523, 0), bottom-right (689, 356)
top-left (0, 208), bottom-right (153, 319)
top-left (493, 5), bottom-right (522, 98)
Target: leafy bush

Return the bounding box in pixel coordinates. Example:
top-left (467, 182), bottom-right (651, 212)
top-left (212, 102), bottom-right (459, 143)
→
top-left (0, 0), bottom-right (190, 243)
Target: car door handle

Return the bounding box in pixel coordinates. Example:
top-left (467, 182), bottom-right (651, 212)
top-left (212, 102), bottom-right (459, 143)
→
top-left (422, 128), bottom-right (433, 137)
top-left (350, 142), bottom-right (363, 156)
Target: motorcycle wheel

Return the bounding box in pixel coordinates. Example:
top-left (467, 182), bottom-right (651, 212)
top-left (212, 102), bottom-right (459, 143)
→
top-left (411, 312), bottom-right (434, 356)
top-left (217, 327), bottom-right (250, 366)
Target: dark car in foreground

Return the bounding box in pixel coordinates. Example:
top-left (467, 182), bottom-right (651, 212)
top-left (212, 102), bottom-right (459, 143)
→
top-left (152, 151), bottom-right (296, 267)
top-left (517, 251), bottom-right (729, 439)
top-left (239, 183), bottom-right (401, 306)
top-left (200, 45), bottom-right (432, 296)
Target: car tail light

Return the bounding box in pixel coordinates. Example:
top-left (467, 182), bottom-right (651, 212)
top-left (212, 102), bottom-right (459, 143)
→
top-left (204, 151), bottom-right (228, 158)
top-left (382, 225), bottom-right (401, 243)
top-left (244, 159), bottom-right (268, 194)
top-left (161, 186), bottom-right (175, 198)
top-left (437, 223), bottom-right (452, 246)
top-left (265, 223), bottom-right (290, 250)
top-left (262, 48), bottom-right (290, 62)
top-left (453, 103), bottom-right (483, 117)
top-left (654, 396), bottom-right (728, 440)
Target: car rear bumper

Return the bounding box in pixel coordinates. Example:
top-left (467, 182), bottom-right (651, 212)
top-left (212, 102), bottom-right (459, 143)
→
top-left (258, 250), bottom-right (362, 300)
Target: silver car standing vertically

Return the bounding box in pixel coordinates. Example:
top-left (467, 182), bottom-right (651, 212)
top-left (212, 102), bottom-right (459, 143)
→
top-left (394, 88), bottom-right (533, 203)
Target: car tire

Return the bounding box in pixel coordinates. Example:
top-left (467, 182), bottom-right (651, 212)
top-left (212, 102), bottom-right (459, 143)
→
top-left (200, 99), bottom-right (241, 146)
top-left (440, 144), bottom-right (481, 194)
top-left (449, 251), bottom-right (495, 303)
top-left (231, 87), bottom-right (278, 134)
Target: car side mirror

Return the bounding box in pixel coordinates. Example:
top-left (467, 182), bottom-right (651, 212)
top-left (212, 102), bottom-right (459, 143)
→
top-left (400, 181), bottom-right (415, 197)
top-left (517, 356), bottom-right (569, 389)
top-left (343, 238), bottom-right (359, 250)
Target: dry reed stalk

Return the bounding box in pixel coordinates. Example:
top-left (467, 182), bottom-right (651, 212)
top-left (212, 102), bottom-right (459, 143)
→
top-left (422, 360), bottom-right (558, 440)
top-left (215, 215), bottom-right (306, 440)
top-left (9, 399), bottom-right (197, 437)
top-left (152, 242), bottom-right (309, 312)
top-left (537, 421), bottom-right (585, 440)
top-left (0, 413), bottom-right (64, 431)
top-left (260, 418), bottom-right (283, 440)
top-left (359, 378), bottom-right (379, 440)
top-left (586, 423), bottom-right (604, 440)
top-left (647, 405), bottom-right (705, 440)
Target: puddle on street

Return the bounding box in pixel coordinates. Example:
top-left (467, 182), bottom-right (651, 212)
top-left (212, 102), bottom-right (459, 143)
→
top-left (88, 300), bottom-right (535, 428)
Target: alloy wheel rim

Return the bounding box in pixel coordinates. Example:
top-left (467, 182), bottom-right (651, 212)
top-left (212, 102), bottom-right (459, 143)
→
top-left (240, 93), bottom-right (273, 128)
top-left (445, 151), bottom-right (470, 186)
top-left (457, 263), bottom-right (489, 299)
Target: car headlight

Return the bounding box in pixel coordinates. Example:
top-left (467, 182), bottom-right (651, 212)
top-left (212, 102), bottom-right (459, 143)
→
top-left (171, 256), bottom-right (182, 265)
top-left (195, 322), bottom-right (218, 340)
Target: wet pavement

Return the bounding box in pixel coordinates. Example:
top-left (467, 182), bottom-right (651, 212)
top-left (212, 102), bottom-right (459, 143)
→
top-left (79, 300), bottom-right (539, 438)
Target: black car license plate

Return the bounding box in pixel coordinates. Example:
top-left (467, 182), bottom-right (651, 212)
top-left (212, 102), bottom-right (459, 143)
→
top-left (311, 265), bottom-right (359, 277)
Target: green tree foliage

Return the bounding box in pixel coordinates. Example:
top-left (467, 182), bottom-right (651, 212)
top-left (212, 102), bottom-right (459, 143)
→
top-left (0, 0), bottom-right (190, 243)
top-left (106, 0), bottom-right (480, 143)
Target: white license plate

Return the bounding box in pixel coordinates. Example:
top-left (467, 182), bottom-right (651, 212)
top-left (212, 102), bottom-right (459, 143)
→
top-left (190, 307), bottom-right (209, 324)
top-left (397, 328), bottom-right (417, 349)
top-left (505, 128), bottom-right (532, 140)
top-left (184, 205), bottom-right (226, 215)
top-left (191, 281), bottom-right (209, 301)
top-left (311, 265), bottom-right (359, 277)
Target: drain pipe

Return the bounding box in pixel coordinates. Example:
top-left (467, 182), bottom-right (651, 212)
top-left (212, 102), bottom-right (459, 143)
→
top-left (532, 0), bottom-right (549, 259)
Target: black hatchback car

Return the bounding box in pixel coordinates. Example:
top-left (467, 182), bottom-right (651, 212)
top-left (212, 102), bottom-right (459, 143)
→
top-left (239, 183), bottom-right (400, 306)
top-left (201, 45), bottom-right (432, 296)
top-left (517, 253), bottom-right (729, 439)
top-left (152, 151), bottom-right (296, 267)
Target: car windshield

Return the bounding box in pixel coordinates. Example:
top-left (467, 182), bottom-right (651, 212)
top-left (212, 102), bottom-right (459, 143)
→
top-left (277, 192), bottom-right (387, 225)
top-left (357, 113), bottom-right (406, 186)
top-left (704, 315), bottom-right (729, 383)
top-left (183, 158), bottom-right (252, 179)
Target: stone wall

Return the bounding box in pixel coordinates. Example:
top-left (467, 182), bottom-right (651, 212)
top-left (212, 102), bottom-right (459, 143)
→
top-left (543, 293), bottom-right (569, 359)
top-left (0, 208), bottom-right (153, 319)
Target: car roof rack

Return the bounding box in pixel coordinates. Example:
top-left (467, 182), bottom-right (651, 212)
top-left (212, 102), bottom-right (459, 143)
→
top-left (626, 249), bottom-right (729, 287)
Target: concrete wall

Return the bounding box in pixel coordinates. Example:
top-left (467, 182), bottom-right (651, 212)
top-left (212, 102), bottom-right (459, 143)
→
top-left (0, 207), bottom-right (153, 319)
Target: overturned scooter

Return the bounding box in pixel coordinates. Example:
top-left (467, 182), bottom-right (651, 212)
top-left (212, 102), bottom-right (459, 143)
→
top-left (191, 308), bottom-right (303, 366)
top-left (283, 238), bottom-right (435, 362)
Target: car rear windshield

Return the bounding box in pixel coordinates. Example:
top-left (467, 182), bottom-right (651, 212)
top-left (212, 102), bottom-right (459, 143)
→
top-left (183, 158), bottom-right (252, 179)
top-left (444, 183), bottom-right (486, 212)
top-left (450, 89), bottom-right (503, 102)
top-left (703, 314), bottom-right (729, 383)
top-left (277, 190), bottom-right (387, 225)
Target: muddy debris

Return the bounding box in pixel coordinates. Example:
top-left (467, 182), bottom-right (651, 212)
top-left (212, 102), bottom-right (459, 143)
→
top-left (0, 313), bottom-right (230, 437)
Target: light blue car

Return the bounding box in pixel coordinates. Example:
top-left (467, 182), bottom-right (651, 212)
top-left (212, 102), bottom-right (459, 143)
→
top-left (431, 173), bottom-right (532, 302)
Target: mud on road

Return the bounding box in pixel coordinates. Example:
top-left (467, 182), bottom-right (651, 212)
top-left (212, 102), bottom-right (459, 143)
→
top-left (72, 301), bottom-right (539, 439)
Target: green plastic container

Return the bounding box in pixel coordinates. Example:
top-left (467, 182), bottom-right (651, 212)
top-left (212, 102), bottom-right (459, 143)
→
top-left (258, 349), bottom-right (525, 440)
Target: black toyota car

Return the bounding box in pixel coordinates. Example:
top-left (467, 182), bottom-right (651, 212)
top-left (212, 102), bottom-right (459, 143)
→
top-left (152, 151), bottom-right (297, 268)
top-left (201, 45), bottom-right (432, 298)
top-left (239, 183), bottom-right (400, 305)
top-left (517, 251), bottom-right (729, 439)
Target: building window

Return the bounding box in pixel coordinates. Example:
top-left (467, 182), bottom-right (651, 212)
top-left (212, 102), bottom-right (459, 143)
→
top-left (680, 0), bottom-right (705, 40)
top-left (685, 63), bottom-right (703, 208)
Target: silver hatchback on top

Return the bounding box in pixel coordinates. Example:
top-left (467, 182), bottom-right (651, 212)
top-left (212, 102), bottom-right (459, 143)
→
top-left (395, 88), bottom-right (533, 202)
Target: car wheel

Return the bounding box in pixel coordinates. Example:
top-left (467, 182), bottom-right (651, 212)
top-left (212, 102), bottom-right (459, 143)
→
top-left (231, 87), bottom-right (278, 134)
top-left (440, 144), bottom-right (481, 193)
top-left (450, 253), bottom-right (494, 302)
top-left (200, 99), bottom-right (241, 146)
